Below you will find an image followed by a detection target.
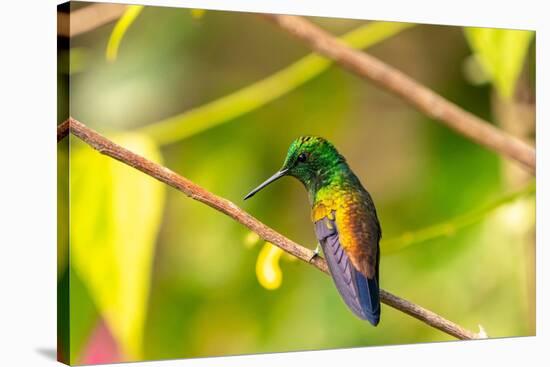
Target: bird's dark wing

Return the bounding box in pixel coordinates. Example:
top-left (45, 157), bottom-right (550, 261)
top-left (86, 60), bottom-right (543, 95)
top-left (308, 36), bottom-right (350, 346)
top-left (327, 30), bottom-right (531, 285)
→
top-left (314, 215), bottom-right (380, 325)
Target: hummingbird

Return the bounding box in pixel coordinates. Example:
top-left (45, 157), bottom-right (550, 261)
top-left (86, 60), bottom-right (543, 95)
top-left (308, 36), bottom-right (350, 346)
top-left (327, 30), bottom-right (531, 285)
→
top-left (244, 136), bottom-right (381, 326)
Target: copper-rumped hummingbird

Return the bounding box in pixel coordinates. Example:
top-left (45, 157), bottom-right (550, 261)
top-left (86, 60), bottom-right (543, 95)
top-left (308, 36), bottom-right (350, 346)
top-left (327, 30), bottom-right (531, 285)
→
top-left (244, 136), bottom-right (381, 325)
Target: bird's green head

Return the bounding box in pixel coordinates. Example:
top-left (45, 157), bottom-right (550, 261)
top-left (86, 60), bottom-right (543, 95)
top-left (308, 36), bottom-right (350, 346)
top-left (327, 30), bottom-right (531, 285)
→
top-left (244, 136), bottom-right (345, 200)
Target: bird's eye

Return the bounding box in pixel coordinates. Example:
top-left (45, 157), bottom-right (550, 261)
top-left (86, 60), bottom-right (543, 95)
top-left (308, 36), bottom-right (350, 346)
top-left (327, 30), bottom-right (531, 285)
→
top-left (297, 153), bottom-right (308, 163)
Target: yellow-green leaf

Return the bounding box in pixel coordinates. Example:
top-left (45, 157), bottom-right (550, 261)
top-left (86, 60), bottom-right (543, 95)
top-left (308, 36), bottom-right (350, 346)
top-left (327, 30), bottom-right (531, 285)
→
top-left (106, 5), bottom-right (144, 63)
top-left (190, 9), bottom-right (206, 19)
top-left (255, 243), bottom-right (284, 290)
top-left (464, 27), bottom-right (534, 99)
top-left (70, 133), bottom-right (165, 359)
top-left (57, 139), bottom-right (69, 276)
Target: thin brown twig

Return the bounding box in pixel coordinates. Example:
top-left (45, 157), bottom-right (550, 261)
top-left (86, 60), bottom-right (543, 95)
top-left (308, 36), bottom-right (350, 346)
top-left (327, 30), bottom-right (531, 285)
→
top-left (261, 14), bottom-right (536, 174)
top-left (59, 117), bottom-right (483, 341)
top-left (57, 119), bottom-right (70, 142)
top-left (58, 3), bottom-right (127, 38)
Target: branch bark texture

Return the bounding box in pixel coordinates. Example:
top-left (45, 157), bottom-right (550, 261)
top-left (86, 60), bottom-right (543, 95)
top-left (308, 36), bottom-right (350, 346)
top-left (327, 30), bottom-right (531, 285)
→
top-left (57, 119), bottom-right (70, 142)
top-left (58, 3), bottom-right (127, 38)
top-left (262, 14), bottom-right (536, 174)
top-left (60, 118), bottom-right (482, 341)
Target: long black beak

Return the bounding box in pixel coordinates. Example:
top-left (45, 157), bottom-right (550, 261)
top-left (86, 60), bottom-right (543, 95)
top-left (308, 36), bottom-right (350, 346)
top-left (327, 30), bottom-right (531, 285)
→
top-left (244, 168), bottom-right (289, 200)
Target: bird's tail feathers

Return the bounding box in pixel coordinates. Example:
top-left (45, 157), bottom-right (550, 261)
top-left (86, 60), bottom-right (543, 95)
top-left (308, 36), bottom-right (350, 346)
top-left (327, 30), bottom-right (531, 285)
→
top-left (355, 270), bottom-right (381, 326)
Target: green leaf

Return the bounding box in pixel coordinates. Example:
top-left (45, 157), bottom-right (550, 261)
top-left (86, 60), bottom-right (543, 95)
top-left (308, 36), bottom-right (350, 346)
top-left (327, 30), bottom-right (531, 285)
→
top-left (464, 27), bottom-right (534, 99)
top-left (70, 133), bottom-right (165, 359)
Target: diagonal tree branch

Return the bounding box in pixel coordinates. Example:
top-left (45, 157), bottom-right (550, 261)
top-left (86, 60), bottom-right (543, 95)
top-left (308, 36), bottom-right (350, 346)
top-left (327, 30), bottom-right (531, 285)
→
top-left (58, 3), bottom-right (127, 38)
top-left (59, 117), bottom-right (483, 341)
top-left (261, 14), bottom-right (536, 174)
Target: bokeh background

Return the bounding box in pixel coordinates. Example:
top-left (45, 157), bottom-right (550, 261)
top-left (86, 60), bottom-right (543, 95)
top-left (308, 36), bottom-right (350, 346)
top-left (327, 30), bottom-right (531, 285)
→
top-left (57, 2), bottom-right (536, 365)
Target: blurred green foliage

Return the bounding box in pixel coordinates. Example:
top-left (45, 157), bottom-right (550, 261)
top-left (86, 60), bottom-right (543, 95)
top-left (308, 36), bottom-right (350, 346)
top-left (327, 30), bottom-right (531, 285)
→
top-left (138, 20), bottom-right (414, 145)
top-left (58, 4), bottom-right (536, 364)
top-left (383, 181), bottom-right (535, 254)
top-left (464, 27), bottom-right (534, 99)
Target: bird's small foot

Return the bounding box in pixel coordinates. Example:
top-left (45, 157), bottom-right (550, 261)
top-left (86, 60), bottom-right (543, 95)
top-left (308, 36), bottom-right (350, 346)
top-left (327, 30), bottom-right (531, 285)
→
top-left (309, 245), bottom-right (321, 263)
